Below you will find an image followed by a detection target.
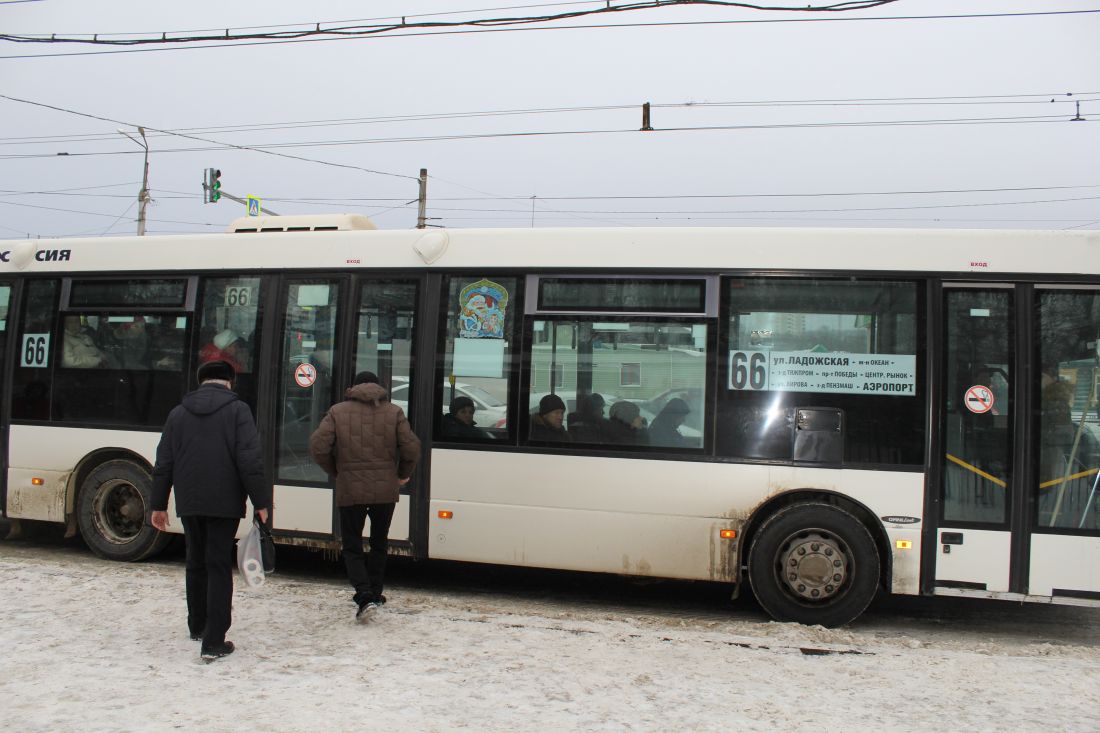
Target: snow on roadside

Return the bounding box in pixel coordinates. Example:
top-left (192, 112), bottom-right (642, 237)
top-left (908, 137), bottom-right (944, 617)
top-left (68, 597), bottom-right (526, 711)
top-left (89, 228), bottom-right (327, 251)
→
top-left (2, 543), bottom-right (1099, 732)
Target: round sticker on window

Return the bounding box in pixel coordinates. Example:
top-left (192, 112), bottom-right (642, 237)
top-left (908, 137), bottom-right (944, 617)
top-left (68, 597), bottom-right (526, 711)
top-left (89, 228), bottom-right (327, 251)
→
top-left (964, 384), bottom-right (995, 414)
top-left (294, 362), bottom-right (317, 388)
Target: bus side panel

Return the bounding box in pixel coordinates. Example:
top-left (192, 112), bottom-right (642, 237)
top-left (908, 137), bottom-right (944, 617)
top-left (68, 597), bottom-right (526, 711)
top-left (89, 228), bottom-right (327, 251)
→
top-left (1030, 534), bottom-right (1100, 596)
top-left (426, 449), bottom-right (924, 586)
top-left (7, 424), bottom-right (159, 521)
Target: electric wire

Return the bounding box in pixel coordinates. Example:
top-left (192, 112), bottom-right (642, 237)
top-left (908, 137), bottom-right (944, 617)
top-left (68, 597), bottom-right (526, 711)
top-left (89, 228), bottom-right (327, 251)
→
top-left (0, 94), bottom-right (418, 181)
top-left (3, 8), bottom-right (1097, 60)
top-left (1, 1), bottom-right (905, 45)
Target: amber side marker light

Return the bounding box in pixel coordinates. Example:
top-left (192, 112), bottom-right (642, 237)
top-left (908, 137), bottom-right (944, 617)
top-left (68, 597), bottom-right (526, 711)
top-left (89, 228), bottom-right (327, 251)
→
top-left (719, 529), bottom-right (737, 539)
top-left (896, 540), bottom-right (913, 549)
top-left (31, 477), bottom-right (44, 486)
top-left (438, 510), bottom-right (454, 519)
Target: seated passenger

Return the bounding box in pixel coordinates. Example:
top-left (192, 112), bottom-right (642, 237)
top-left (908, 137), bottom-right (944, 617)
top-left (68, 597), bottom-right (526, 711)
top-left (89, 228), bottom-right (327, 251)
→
top-left (441, 396), bottom-right (490, 440)
top-left (102, 316), bottom-right (150, 369)
top-left (606, 401), bottom-right (648, 446)
top-left (568, 393), bottom-right (610, 443)
top-left (62, 316), bottom-right (108, 368)
top-left (648, 398), bottom-right (693, 448)
top-left (199, 328), bottom-right (247, 372)
top-left (530, 394), bottom-right (571, 442)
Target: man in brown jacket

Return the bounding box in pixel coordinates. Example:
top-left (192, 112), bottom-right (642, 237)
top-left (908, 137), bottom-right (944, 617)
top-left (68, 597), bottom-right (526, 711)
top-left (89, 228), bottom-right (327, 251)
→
top-left (309, 371), bottom-right (421, 621)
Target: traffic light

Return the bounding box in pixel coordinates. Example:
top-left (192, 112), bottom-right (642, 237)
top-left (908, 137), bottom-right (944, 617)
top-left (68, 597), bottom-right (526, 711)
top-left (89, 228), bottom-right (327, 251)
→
top-left (204, 167), bottom-right (222, 203)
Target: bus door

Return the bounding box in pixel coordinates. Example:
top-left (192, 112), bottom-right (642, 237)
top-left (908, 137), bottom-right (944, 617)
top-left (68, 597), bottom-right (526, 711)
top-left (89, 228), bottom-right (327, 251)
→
top-left (1029, 286), bottom-right (1100, 598)
top-left (271, 278), bottom-right (346, 538)
top-left (269, 276), bottom-right (426, 552)
top-left (936, 284), bottom-right (1100, 599)
top-left (339, 277), bottom-right (423, 553)
top-left (936, 285), bottom-right (1017, 593)
top-left (0, 281), bottom-right (11, 517)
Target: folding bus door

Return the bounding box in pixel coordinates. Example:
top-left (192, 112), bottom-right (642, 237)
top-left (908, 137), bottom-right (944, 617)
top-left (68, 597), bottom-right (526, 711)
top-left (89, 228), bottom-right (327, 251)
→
top-left (935, 285), bottom-right (1017, 592)
top-left (270, 276), bottom-right (425, 551)
top-left (0, 281), bottom-right (11, 517)
top-left (271, 278), bottom-right (345, 538)
top-left (1028, 286), bottom-right (1100, 599)
top-left (340, 278), bottom-right (422, 550)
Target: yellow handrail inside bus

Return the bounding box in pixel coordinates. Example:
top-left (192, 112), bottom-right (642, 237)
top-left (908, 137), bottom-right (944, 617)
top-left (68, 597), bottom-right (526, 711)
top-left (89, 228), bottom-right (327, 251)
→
top-left (1039, 467), bottom-right (1100, 490)
top-left (945, 453), bottom-right (1006, 488)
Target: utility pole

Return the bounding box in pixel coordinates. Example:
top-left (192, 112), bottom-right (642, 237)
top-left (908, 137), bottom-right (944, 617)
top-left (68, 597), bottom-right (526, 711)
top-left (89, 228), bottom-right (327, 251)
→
top-left (118, 126), bottom-right (151, 236)
top-left (416, 168), bottom-right (428, 229)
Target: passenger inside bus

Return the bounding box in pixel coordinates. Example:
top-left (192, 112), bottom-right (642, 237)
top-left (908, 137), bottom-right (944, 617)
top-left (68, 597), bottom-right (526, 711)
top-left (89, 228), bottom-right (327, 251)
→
top-left (568, 393), bottom-right (609, 443)
top-left (648, 398), bottom-right (693, 448)
top-left (62, 316), bottom-right (109, 368)
top-left (606, 401), bottom-right (648, 446)
top-left (441, 396), bottom-right (490, 440)
top-left (530, 394), bottom-right (570, 441)
top-left (102, 316), bottom-right (150, 369)
top-left (200, 328), bottom-right (248, 372)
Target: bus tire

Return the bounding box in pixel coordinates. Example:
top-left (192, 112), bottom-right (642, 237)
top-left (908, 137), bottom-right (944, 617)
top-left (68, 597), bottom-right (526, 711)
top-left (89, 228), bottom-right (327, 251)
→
top-left (747, 502), bottom-right (879, 627)
top-left (77, 460), bottom-right (170, 562)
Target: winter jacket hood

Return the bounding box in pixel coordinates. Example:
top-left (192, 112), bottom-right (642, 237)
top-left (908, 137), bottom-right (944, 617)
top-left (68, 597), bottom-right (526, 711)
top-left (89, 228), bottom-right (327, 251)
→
top-left (345, 382), bottom-right (388, 405)
top-left (182, 382), bottom-right (240, 415)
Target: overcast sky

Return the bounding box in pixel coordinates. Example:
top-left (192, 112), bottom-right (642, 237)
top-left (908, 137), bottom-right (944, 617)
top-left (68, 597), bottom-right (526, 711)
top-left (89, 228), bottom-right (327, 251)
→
top-left (1, 0), bottom-right (1098, 238)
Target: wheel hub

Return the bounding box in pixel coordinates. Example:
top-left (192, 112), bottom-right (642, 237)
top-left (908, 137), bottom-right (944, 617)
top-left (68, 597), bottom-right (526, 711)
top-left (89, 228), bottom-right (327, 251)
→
top-left (779, 532), bottom-right (848, 602)
top-left (92, 479), bottom-right (145, 544)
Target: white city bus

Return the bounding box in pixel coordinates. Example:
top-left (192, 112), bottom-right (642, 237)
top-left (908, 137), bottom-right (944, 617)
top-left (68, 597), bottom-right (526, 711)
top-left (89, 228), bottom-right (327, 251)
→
top-left (1, 216), bottom-right (1098, 626)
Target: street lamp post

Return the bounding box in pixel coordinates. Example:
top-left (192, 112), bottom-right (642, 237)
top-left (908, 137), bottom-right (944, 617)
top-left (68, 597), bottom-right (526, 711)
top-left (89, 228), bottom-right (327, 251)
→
top-left (118, 127), bottom-right (150, 236)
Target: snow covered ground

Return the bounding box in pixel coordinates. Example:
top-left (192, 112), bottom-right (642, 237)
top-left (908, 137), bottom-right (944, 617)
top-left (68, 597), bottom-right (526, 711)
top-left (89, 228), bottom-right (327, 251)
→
top-left (3, 539), bottom-right (1100, 732)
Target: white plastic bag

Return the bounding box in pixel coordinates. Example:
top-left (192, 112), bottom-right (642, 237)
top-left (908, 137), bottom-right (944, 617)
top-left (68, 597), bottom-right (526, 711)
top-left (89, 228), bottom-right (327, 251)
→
top-left (237, 519), bottom-right (266, 589)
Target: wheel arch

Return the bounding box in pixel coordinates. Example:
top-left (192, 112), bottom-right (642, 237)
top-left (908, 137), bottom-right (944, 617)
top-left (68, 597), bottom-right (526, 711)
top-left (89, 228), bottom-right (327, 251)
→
top-left (65, 448), bottom-right (154, 518)
top-left (739, 488), bottom-right (892, 593)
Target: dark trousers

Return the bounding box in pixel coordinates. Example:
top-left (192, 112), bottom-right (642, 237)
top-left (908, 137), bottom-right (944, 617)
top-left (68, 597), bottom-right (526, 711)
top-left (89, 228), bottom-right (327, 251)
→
top-left (180, 516), bottom-right (238, 646)
top-left (339, 502), bottom-right (396, 605)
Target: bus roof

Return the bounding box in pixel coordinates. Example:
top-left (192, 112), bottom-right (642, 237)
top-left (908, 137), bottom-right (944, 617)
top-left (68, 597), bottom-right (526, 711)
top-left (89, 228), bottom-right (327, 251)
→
top-left (2, 224), bottom-right (1098, 277)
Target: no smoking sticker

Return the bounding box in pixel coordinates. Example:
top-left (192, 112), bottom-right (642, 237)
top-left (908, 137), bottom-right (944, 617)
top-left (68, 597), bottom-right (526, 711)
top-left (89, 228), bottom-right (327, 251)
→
top-left (964, 384), bottom-right (995, 414)
top-left (294, 362), bottom-right (317, 388)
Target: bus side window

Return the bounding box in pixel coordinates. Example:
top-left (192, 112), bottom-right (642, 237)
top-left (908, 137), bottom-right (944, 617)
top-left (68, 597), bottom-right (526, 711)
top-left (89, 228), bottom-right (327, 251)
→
top-left (436, 276), bottom-right (520, 443)
top-left (195, 277), bottom-right (263, 413)
top-left (718, 277), bottom-right (923, 466)
top-left (526, 318), bottom-right (708, 450)
top-left (11, 279), bottom-right (59, 421)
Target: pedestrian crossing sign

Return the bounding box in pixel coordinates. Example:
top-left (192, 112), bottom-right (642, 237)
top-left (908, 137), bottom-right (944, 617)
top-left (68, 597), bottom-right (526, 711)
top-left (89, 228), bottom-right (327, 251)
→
top-left (247, 196), bottom-right (261, 217)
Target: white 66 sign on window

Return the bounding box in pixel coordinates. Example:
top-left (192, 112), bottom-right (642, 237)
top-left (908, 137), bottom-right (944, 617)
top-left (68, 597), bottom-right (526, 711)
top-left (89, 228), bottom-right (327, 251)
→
top-left (21, 333), bottom-right (50, 367)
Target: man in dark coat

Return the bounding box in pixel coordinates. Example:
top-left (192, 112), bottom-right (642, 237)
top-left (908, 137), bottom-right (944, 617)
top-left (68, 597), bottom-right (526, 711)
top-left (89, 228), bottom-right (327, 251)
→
top-left (150, 360), bottom-right (270, 662)
top-left (530, 393), bottom-right (571, 442)
top-left (309, 371), bottom-right (421, 621)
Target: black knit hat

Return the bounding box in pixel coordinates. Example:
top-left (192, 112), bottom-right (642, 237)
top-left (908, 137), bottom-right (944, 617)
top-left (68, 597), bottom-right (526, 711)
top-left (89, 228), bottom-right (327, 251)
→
top-left (353, 371), bottom-right (380, 386)
top-left (196, 359), bottom-right (235, 384)
top-left (538, 393), bottom-right (566, 416)
top-left (450, 396), bottom-right (475, 413)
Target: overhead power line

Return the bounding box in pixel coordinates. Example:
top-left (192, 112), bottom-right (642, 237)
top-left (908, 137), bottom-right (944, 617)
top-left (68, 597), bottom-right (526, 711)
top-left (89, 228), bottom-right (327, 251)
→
top-left (0, 93), bottom-right (1093, 147)
top-left (2, 1), bottom-right (903, 46)
top-left (0, 113), bottom-right (1090, 161)
top-left (0, 94), bottom-right (418, 181)
top-left (3, 7), bottom-right (1097, 60)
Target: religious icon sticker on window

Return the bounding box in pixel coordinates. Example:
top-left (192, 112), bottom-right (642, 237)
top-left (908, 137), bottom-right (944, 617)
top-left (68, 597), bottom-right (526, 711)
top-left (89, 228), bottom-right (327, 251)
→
top-left (458, 279), bottom-right (509, 339)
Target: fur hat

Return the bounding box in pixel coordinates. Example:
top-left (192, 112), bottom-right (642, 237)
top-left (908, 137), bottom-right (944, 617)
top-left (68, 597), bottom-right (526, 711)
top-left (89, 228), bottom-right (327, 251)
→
top-left (197, 359), bottom-right (235, 384)
top-left (538, 393), bottom-right (566, 416)
top-left (213, 329), bottom-right (239, 350)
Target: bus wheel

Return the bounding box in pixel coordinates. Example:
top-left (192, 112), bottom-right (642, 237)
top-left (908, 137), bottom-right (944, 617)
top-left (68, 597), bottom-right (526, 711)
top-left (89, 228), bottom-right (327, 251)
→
top-left (77, 460), bottom-right (169, 562)
top-left (747, 502), bottom-right (879, 627)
